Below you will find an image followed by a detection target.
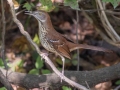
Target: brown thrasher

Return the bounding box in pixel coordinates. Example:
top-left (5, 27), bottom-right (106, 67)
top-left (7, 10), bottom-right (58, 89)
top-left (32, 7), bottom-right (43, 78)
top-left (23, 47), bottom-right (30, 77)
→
top-left (25, 11), bottom-right (111, 74)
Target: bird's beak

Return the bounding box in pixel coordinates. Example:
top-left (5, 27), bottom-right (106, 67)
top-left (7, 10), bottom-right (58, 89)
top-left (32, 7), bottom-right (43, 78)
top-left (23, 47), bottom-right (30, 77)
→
top-left (24, 11), bottom-right (33, 16)
top-left (24, 11), bottom-right (41, 21)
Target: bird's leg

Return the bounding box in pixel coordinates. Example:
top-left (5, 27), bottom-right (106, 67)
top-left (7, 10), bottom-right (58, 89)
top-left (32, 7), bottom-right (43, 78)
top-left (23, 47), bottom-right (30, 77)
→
top-left (61, 56), bottom-right (65, 75)
top-left (60, 55), bottom-right (65, 82)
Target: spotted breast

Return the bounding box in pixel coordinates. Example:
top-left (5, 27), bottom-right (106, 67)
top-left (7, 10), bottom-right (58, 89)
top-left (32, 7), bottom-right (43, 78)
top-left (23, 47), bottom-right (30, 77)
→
top-left (38, 24), bottom-right (56, 53)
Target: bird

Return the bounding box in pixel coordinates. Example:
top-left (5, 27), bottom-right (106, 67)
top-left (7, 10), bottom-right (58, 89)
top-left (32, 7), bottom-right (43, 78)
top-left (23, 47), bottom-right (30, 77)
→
top-left (25, 10), bottom-right (111, 75)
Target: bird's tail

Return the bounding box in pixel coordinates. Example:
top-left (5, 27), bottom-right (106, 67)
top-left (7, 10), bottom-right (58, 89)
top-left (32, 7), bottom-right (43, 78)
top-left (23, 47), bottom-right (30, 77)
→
top-left (67, 42), bottom-right (112, 52)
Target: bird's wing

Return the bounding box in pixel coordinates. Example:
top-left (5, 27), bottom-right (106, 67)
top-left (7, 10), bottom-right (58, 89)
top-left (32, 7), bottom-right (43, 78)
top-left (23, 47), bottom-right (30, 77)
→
top-left (47, 34), bottom-right (71, 59)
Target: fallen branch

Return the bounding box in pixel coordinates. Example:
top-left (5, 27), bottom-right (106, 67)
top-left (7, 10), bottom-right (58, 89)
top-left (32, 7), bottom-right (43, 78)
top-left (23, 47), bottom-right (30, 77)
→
top-left (0, 63), bottom-right (120, 89)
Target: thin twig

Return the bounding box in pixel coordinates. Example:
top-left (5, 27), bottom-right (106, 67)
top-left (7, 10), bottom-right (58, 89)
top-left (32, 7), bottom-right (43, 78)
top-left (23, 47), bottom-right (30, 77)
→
top-left (82, 8), bottom-right (120, 47)
top-left (96, 0), bottom-right (116, 42)
top-left (114, 85), bottom-right (120, 90)
top-left (60, 6), bottom-right (120, 13)
top-left (16, 9), bottom-right (26, 16)
top-left (1, 0), bottom-right (8, 70)
top-left (76, 9), bottom-right (80, 71)
top-left (96, 0), bottom-right (120, 42)
top-left (0, 0), bottom-right (13, 89)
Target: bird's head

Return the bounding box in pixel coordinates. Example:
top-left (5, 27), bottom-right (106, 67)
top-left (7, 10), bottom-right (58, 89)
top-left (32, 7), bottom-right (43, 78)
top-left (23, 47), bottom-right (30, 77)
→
top-left (25, 11), bottom-right (49, 22)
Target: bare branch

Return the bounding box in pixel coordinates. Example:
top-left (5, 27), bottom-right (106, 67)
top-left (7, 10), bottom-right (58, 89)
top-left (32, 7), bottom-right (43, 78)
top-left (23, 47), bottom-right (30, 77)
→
top-left (96, 0), bottom-right (120, 42)
top-left (1, 0), bottom-right (8, 69)
top-left (0, 0), bottom-right (13, 89)
top-left (0, 63), bottom-right (120, 89)
top-left (0, 70), bottom-right (14, 90)
top-left (76, 1), bottom-right (80, 71)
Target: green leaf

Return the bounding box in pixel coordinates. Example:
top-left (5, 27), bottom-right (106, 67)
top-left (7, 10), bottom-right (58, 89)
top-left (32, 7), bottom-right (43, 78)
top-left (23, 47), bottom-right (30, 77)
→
top-left (64, 0), bottom-right (80, 10)
top-left (71, 54), bottom-right (78, 65)
top-left (38, 0), bottom-right (55, 12)
top-left (33, 34), bottom-right (40, 45)
top-left (0, 58), bottom-right (4, 66)
top-left (29, 69), bottom-right (39, 75)
top-left (62, 86), bottom-right (72, 90)
top-left (30, 2), bottom-right (35, 7)
top-left (72, 60), bottom-right (78, 66)
top-left (41, 69), bottom-right (51, 74)
top-left (115, 80), bottom-right (120, 85)
top-left (23, 2), bottom-right (34, 10)
top-left (56, 58), bottom-right (63, 65)
top-left (32, 51), bottom-right (39, 60)
top-left (102, 0), bottom-right (120, 8)
top-left (0, 87), bottom-right (7, 90)
top-left (39, 0), bottom-right (52, 7)
top-left (18, 60), bottom-right (24, 68)
top-left (8, 59), bottom-right (23, 71)
top-left (35, 56), bottom-right (43, 69)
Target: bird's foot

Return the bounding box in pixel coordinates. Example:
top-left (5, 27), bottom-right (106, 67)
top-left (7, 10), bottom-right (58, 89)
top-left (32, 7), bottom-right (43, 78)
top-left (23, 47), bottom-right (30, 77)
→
top-left (41, 53), bottom-right (48, 60)
top-left (60, 71), bottom-right (65, 82)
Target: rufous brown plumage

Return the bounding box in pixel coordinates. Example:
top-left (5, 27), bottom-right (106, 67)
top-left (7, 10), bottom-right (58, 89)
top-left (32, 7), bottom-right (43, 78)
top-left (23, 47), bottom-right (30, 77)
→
top-left (25, 10), bottom-right (111, 75)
